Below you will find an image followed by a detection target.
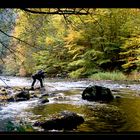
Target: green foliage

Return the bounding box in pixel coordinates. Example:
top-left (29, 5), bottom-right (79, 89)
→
top-left (120, 36), bottom-right (140, 73)
top-left (0, 9), bottom-right (16, 64)
top-left (69, 67), bottom-right (85, 78)
top-left (89, 71), bottom-right (126, 81)
top-left (3, 8), bottom-right (140, 78)
top-left (6, 121), bottom-right (35, 132)
top-left (4, 55), bottom-right (19, 75)
top-left (68, 59), bottom-right (85, 67)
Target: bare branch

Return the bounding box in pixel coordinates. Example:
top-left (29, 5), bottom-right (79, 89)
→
top-left (0, 29), bottom-right (35, 48)
top-left (0, 57), bottom-right (4, 63)
top-left (0, 50), bottom-right (5, 63)
top-left (0, 42), bottom-right (17, 63)
top-left (20, 8), bottom-right (91, 15)
top-left (0, 41), bottom-right (24, 63)
top-left (77, 15), bottom-right (87, 26)
top-left (0, 41), bottom-right (14, 54)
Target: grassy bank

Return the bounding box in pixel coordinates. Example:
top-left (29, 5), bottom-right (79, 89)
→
top-left (89, 71), bottom-right (140, 81)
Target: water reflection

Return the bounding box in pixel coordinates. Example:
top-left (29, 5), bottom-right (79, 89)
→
top-left (29, 102), bottom-right (127, 132)
top-left (111, 97), bottom-right (140, 131)
top-left (27, 87), bottom-right (140, 132)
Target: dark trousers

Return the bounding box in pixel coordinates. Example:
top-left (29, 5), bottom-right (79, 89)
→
top-left (31, 77), bottom-right (44, 88)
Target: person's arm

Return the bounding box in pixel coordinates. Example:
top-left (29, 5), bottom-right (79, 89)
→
top-left (41, 72), bottom-right (45, 79)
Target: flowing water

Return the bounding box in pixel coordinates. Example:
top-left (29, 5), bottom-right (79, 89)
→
top-left (0, 76), bottom-right (140, 132)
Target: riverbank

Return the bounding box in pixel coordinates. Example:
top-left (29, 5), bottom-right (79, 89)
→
top-left (2, 70), bottom-right (140, 82)
top-left (89, 71), bottom-right (140, 81)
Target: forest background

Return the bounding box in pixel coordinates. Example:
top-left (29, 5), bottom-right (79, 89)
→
top-left (1, 8), bottom-right (140, 80)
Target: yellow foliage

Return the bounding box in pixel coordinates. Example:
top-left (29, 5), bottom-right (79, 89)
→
top-left (46, 37), bottom-right (55, 45)
top-left (13, 11), bottom-right (28, 37)
top-left (122, 62), bottom-right (133, 69)
top-left (64, 30), bottom-right (83, 44)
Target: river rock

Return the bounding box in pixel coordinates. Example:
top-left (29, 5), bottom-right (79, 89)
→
top-left (15, 90), bottom-right (30, 101)
top-left (1, 87), bottom-right (6, 92)
top-left (39, 93), bottom-right (49, 99)
top-left (34, 110), bottom-right (84, 130)
top-left (0, 87), bottom-right (8, 95)
top-left (7, 96), bottom-right (15, 102)
top-left (39, 98), bottom-right (49, 104)
top-left (115, 95), bottom-right (121, 98)
top-left (30, 94), bottom-right (38, 98)
top-left (82, 85), bottom-right (114, 102)
top-left (0, 90), bottom-right (8, 95)
top-left (48, 92), bottom-right (57, 97)
top-left (29, 90), bottom-right (35, 94)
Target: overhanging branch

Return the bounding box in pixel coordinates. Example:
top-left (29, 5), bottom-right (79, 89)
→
top-left (20, 8), bottom-right (91, 15)
top-left (0, 29), bottom-right (35, 48)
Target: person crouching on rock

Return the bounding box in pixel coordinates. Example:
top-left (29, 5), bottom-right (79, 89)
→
top-left (31, 70), bottom-right (46, 90)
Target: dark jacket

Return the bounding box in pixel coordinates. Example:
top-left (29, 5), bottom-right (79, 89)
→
top-left (32, 70), bottom-right (45, 79)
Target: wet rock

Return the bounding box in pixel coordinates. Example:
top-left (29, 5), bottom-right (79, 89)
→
top-left (7, 96), bottom-right (15, 102)
top-left (15, 90), bottom-right (30, 101)
top-left (48, 92), bottom-right (57, 97)
top-left (82, 85), bottom-right (114, 102)
top-left (39, 98), bottom-right (49, 104)
top-left (1, 87), bottom-right (6, 92)
top-left (111, 89), bottom-right (120, 92)
top-left (40, 88), bottom-right (46, 94)
top-left (35, 110), bottom-right (84, 130)
top-left (0, 87), bottom-right (8, 95)
top-left (30, 94), bottom-right (38, 98)
top-left (33, 121), bottom-right (41, 127)
top-left (14, 87), bottom-right (23, 92)
top-left (115, 95), bottom-right (121, 98)
top-left (0, 90), bottom-right (8, 95)
top-left (28, 87), bottom-right (44, 95)
top-left (29, 91), bottom-right (35, 94)
top-left (29, 90), bottom-right (40, 98)
top-left (39, 93), bottom-right (49, 99)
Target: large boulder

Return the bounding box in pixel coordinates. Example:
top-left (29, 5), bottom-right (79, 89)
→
top-left (82, 85), bottom-right (114, 102)
top-left (15, 90), bottom-right (30, 101)
top-left (34, 110), bottom-right (84, 130)
top-left (39, 98), bottom-right (49, 104)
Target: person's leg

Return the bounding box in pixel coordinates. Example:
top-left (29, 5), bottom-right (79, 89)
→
top-left (39, 78), bottom-right (44, 87)
top-left (31, 78), bottom-right (36, 89)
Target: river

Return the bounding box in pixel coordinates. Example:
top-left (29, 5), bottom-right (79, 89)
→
top-left (0, 76), bottom-right (140, 133)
